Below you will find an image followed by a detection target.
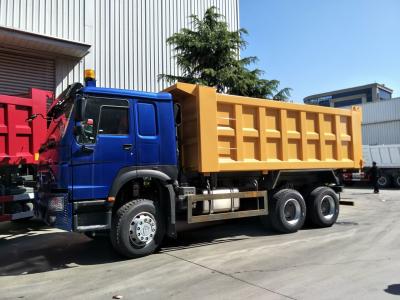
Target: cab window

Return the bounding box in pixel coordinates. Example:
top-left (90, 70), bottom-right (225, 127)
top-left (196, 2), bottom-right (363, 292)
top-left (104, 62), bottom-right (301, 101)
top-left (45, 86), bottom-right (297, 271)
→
top-left (77, 97), bottom-right (128, 144)
top-left (99, 106), bottom-right (129, 135)
top-left (137, 102), bottom-right (157, 136)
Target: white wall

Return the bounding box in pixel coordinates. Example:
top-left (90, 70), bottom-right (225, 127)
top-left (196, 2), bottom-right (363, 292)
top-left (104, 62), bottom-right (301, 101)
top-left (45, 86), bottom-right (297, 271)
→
top-left (0, 0), bottom-right (240, 95)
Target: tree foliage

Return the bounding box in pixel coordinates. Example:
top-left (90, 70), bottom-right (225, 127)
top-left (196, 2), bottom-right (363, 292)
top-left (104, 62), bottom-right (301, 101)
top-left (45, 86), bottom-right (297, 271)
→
top-left (159, 7), bottom-right (291, 100)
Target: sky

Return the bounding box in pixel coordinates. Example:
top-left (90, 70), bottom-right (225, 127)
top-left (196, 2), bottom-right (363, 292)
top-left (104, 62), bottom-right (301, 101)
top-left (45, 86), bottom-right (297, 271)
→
top-left (239, 0), bottom-right (400, 102)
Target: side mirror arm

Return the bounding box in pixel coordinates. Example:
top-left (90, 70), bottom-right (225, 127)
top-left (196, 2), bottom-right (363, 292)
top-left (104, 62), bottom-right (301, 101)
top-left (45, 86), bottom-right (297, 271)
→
top-left (74, 96), bottom-right (87, 121)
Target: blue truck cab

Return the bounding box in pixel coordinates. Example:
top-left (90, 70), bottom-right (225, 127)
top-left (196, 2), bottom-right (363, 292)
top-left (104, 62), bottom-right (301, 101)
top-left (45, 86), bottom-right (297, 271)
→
top-left (36, 76), bottom-right (178, 257)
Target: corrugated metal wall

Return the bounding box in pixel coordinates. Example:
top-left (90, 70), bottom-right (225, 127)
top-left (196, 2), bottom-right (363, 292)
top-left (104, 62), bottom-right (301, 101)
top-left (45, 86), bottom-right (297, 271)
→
top-left (362, 121), bottom-right (400, 145)
top-left (0, 0), bottom-right (239, 95)
top-left (361, 98), bottom-right (400, 145)
top-left (0, 0), bottom-right (85, 40)
top-left (0, 0), bottom-right (86, 95)
top-left (361, 98), bottom-right (400, 124)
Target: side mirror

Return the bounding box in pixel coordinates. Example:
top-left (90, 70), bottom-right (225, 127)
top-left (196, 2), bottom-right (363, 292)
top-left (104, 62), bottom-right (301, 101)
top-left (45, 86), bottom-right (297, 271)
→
top-left (74, 96), bottom-right (87, 121)
top-left (174, 103), bottom-right (182, 126)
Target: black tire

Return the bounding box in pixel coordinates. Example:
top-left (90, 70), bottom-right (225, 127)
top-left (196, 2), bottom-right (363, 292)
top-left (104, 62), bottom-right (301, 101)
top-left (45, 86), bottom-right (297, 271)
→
top-left (110, 199), bottom-right (165, 258)
top-left (264, 189), bottom-right (306, 233)
top-left (377, 174), bottom-right (390, 188)
top-left (393, 175), bottom-right (400, 188)
top-left (307, 187), bottom-right (339, 228)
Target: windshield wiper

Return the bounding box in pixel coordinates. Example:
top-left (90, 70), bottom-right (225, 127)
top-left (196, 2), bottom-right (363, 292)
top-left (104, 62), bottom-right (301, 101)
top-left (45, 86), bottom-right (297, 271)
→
top-left (47, 82), bottom-right (84, 119)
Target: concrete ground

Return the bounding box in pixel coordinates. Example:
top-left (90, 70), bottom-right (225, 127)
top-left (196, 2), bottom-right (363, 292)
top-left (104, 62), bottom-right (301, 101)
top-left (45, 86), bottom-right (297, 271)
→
top-left (1, 187), bottom-right (400, 300)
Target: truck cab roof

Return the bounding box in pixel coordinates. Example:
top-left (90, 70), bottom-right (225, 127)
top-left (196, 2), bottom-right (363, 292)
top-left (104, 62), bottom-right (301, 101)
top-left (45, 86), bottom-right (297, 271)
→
top-left (81, 86), bottom-right (172, 101)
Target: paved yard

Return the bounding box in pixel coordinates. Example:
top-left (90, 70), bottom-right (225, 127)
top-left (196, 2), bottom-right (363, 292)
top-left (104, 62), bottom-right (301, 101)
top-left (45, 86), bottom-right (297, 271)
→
top-left (1, 188), bottom-right (400, 300)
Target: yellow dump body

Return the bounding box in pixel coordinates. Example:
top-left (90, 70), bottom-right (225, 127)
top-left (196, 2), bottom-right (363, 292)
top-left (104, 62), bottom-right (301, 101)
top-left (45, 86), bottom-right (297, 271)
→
top-left (165, 83), bottom-right (362, 173)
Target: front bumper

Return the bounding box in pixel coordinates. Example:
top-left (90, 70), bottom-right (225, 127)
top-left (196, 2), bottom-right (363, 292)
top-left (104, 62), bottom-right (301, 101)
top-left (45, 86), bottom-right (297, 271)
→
top-left (35, 192), bottom-right (112, 232)
top-left (35, 192), bottom-right (73, 231)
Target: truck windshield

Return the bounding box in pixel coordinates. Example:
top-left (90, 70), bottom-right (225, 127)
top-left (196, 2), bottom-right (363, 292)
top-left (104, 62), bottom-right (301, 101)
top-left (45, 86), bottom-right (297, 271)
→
top-left (47, 83), bottom-right (82, 138)
top-left (58, 99), bottom-right (74, 136)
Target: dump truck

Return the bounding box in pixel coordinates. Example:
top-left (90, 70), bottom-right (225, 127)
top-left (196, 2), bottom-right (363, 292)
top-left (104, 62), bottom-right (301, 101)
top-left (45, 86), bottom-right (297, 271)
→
top-left (35, 71), bottom-right (362, 258)
top-left (0, 89), bottom-right (49, 222)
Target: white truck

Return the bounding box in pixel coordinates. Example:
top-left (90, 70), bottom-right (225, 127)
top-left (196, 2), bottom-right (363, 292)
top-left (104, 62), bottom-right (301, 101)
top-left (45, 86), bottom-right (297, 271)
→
top-left (342, 144), bottom-right (400, 188)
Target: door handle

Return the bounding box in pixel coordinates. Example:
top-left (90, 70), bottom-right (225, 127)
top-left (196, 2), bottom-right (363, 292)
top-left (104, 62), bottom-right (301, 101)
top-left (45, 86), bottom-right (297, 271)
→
top-left (123, 144), bottom-right (133, 150)
top-left (81, 145), bottom-right (94, 153)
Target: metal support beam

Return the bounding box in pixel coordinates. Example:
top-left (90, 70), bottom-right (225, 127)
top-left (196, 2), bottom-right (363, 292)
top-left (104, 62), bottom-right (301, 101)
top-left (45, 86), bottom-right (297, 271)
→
top-left (187, 190), bottom-right (268, 224)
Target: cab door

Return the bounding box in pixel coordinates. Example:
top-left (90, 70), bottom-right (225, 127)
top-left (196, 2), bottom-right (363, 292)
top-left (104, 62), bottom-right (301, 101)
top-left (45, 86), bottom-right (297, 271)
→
top-left (71, 97), bottom-right (135, 200)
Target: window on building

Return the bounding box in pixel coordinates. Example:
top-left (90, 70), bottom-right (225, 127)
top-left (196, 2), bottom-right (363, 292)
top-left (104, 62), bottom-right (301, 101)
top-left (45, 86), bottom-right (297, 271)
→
top-left (304, 98), bottom-right (316, 104)
top-left (378, 88), bottom-right (392, 101)
top-left (319, 100), bottom-right (331, 107)
top-left (333, 98), bottom-right (362, 108)
top-left (330, 88), bottom-right (372, 102)
top-left (304, 96), bottom-right (332, 106)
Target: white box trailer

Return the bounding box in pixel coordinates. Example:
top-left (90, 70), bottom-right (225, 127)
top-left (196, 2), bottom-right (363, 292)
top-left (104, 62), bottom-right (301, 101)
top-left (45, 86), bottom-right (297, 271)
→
top-left (343, 144), bottom-right (400, 188)
top-left (362, 144), bottom-right (400, 168)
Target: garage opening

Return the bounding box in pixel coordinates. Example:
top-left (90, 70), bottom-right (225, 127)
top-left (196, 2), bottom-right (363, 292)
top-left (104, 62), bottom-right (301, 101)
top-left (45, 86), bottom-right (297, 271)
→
top-left (0, 50), bottom-right (55, 97)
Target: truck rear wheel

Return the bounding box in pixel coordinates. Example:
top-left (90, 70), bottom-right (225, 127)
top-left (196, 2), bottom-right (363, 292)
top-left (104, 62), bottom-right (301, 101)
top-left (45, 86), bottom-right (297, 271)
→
top-left (110, 199), bottom-right (165, 258)
top-left (265, 189), bottom-right (306, 233)
top-left (307, 187), bottom-right (339, 227)
top-left (377, 174), bottom-right (390, 188)
top-left (394, 175), bottom-right (400, 188)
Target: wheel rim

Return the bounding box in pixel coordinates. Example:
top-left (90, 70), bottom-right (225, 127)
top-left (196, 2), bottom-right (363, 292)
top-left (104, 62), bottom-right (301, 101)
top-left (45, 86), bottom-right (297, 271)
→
top-left (320, 195), bottom-right (335, 220)
top-left (129, 212), bottom-right (157, 248)
top-left (378, 176), bottom-right (387, 186)
top-left (396, 176), bottom-right (400, 187)
top-left (283, 198), bottom-right (301, 225)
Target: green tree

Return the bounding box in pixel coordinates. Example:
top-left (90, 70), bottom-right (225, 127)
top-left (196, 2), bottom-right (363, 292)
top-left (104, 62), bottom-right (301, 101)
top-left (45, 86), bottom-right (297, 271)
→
top-left (159, 7), bottom-right (291, 100)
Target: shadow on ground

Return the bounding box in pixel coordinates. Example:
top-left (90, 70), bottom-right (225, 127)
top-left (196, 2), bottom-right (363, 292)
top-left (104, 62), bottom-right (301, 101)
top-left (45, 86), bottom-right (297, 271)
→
top-left (0, 218), bottom-right (276, 276)
top-left (0, 219), bottom-right (121, 276)
top-left (162, 218), bottom-right (277, 252)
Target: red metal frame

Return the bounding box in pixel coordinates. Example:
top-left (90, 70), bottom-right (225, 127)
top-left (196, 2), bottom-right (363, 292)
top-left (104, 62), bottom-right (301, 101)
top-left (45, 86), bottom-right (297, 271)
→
top-left (0, 89), bottom-right (50, 165)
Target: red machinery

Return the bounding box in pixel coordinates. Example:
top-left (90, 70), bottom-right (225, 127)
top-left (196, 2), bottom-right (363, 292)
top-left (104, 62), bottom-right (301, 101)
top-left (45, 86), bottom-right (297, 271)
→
top-left (0, 89), bottom-right (50, 222)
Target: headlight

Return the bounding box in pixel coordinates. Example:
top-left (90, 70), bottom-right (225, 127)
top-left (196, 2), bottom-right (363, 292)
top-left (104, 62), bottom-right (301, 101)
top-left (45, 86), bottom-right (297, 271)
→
top-left (49, 197), bottom-right (64, 212)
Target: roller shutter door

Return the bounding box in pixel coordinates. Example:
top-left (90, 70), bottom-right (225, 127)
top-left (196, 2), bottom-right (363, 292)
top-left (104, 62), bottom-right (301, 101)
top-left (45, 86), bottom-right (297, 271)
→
top-left (0, 50), bottom-right (55, 96)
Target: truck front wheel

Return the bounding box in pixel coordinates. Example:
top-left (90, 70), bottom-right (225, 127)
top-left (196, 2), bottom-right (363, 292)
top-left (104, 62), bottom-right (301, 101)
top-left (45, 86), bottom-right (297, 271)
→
top-left (110, 199), bottom-right (165, 258)
top-left (307, 187), bottom-right (339, 227)
top-left (265, 189), bottom-right (306, 233)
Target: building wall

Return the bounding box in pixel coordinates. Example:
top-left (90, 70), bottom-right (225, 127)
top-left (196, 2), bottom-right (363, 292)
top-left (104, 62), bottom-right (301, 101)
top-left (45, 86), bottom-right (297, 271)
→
top-left (362, 121), bottom-right (400, 145)
top-left (304, 84), bottom-right (393, 107)
top-left (361, 97), bottom-right (400, 145)
top-left (0, 0), bottom-right (240, 95)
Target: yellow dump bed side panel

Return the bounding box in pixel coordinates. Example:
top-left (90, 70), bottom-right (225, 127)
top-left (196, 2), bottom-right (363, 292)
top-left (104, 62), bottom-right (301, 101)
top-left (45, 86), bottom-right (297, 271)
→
top-left (165, 83), bottom-right (363, 173)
